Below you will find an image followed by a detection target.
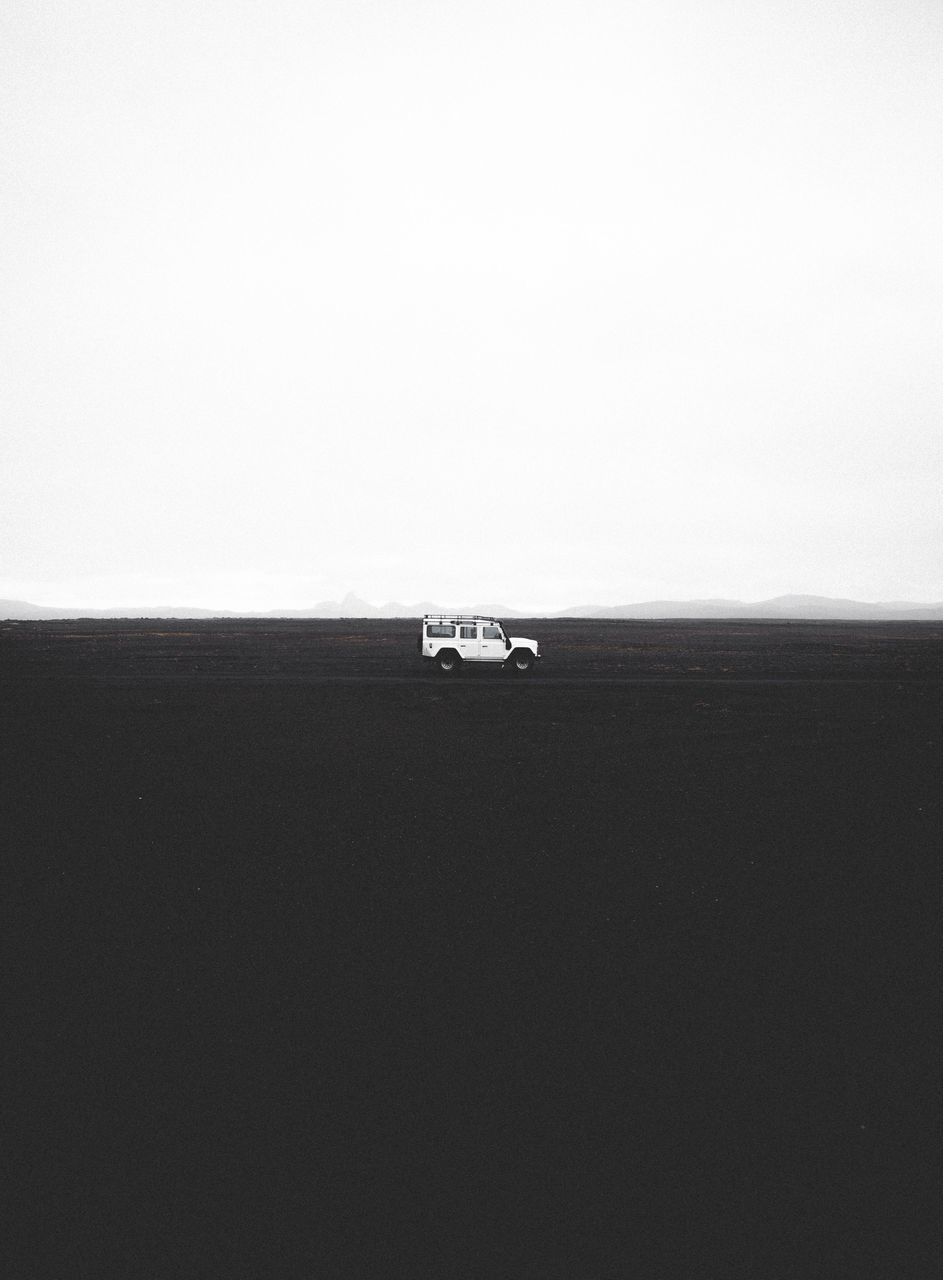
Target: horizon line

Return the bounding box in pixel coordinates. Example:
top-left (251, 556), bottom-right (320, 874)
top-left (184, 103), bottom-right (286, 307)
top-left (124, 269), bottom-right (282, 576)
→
top-left (4, 590), bottom-right (943, 619)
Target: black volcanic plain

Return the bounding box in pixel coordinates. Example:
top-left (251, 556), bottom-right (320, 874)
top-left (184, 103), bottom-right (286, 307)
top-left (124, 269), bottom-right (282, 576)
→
top-left (4, 619), bottom-right (941, 1276)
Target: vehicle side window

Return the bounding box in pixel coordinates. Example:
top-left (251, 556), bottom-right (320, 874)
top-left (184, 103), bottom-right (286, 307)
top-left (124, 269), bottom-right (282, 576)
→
top-left (482, 626), bottom-right (502, 639)
top-left (460, 625), bottom-right (477, 639)
top-left (426, 624), bottom-right (455, 638)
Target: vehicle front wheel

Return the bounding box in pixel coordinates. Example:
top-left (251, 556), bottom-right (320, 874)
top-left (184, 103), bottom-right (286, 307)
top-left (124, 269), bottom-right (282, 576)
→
top-left (436, 649), bottom-right (461, 675)
top-left (508, 649), bottom-right (534, 675)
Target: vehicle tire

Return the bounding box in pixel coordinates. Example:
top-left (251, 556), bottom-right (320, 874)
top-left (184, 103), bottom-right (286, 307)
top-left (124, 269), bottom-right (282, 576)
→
top-left (436, 649), bottom-right (461, 675)
top-left (509, 649), bottom-right (534, 675)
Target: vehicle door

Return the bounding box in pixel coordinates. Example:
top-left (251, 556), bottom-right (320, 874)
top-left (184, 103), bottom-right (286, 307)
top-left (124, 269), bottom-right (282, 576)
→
top-left (480, 625), bottom-right (506, 662)
top-left (458, 623), bottom-right (480, 660)
top-left (425, 622), bottom-right (455, 656)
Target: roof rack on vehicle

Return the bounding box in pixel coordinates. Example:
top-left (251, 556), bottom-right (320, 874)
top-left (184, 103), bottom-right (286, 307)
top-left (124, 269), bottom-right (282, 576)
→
top-left (423, 613), bottom-right (496, 621)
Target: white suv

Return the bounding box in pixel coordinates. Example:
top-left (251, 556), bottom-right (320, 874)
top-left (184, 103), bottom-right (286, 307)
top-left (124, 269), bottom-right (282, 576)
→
top-left (419, 615), bottom-right (542, 675)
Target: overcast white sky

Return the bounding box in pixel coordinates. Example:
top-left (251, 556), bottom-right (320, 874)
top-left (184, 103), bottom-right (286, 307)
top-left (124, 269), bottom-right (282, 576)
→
top-left (2, 0), bottom-right (941, 611)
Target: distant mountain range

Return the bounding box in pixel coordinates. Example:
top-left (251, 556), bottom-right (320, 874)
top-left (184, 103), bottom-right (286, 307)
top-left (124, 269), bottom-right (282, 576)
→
top-left (3, 591), bottom-right (943, 621)
top-left (555, 594), bottom-right (943, 621)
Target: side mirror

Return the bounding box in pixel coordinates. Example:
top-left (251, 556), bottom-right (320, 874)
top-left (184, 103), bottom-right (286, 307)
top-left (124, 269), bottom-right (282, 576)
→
top-left (505, 638), bottom-right (511, 650)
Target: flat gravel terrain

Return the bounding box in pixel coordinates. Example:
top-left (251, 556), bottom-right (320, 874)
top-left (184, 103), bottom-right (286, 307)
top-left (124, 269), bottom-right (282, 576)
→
top-left (4, 620), bottom-right (942, 1276)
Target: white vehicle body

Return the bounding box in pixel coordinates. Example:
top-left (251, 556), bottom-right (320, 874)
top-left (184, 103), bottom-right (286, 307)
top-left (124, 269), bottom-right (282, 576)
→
top-left (419, 615), bottom-right (542, 675)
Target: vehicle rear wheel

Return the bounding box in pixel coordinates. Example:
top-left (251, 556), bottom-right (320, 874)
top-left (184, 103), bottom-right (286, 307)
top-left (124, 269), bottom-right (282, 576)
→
top-left (436, 649), bottom-right (461, 675)
top-left (509, 649), bottom-right (534, 675)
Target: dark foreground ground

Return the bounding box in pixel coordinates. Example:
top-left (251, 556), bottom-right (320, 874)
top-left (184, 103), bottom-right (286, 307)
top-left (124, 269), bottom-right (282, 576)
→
top-left (3, 620), bottom-right (942, 1277)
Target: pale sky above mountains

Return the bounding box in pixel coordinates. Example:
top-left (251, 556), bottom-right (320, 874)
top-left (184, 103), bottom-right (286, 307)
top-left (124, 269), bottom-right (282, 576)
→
top-left (2, 0), bottom-right (942, 614)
